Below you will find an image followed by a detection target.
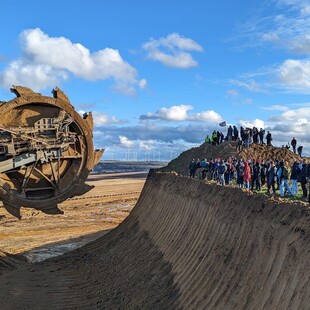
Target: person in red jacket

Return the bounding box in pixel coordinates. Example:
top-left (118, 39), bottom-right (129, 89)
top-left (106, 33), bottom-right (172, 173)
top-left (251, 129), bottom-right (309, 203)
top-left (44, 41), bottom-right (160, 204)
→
top-left (243, 161), bottom-right (251, 190)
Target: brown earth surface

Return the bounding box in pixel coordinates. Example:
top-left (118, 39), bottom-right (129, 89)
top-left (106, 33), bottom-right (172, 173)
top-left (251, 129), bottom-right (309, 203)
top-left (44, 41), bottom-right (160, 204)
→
top-left (161, 141), bottom-right (304, 176)
top-left (0, 171), bottom-right (147, 269)
top-left (0, 144), bottom-right (310, 309)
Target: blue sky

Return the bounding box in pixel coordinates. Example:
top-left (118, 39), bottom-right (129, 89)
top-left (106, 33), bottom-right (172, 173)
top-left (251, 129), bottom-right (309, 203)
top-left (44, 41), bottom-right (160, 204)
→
top-left (1, 0), bottom-right (310, 160)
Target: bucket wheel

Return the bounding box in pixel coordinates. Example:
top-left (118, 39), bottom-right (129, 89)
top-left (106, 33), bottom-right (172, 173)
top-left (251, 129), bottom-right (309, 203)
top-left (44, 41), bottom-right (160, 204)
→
top-left (0, 86), bottom-right (104, 217)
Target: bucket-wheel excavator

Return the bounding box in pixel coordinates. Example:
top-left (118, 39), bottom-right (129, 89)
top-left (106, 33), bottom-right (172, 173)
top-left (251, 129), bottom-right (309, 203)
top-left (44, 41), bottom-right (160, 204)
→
top-left (0, 86), bottom-right (104, 217)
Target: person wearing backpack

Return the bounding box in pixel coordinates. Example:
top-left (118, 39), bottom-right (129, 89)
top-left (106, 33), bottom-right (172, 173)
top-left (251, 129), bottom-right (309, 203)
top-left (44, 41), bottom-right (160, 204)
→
top-left (217, 160), bottom-right (227, 186)
top-left (201, 158), bottom-right (208, 180)
top-left (279, 161), bottom-right (293, 197)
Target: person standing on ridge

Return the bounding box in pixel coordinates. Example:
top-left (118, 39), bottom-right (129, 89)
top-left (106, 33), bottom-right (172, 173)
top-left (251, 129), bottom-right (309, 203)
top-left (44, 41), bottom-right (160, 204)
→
top-left (201, 158), bottom-right (208, 179)
top-left (189, 159), bottom-right (197, 178)
top-left (259, 128), bottom-right (265, 144)
top-left (266, 131), bottom-right (272, 146)
top-left (299, 159), bottom-right (308, 199)
top-left (278, 161), bottom-right (293, 197)
top-left (205, 135), bottom-right (211, 143)
top-left (266, 160), bottom-right (277, 194)
top-left (251, 161), bottom-right (262, 191)
top-left (291, 137), bottom-right (297, 153)
top-left (233, 125), bottom-right (239, 141)
top-left (297, 145), bottom-right (303, 157)
top-left (212, 130), bottom-right (217, 145)
top-left (291, 160), bottom-right (301, 195)
top-left (243, 161), bottom-right (251, 191)
top-left (217, 160), bottom-right (226, 186)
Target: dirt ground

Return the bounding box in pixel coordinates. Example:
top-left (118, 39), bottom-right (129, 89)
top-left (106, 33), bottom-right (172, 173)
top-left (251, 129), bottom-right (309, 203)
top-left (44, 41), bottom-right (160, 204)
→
top-left (0, 171), bottom-right (147, 260)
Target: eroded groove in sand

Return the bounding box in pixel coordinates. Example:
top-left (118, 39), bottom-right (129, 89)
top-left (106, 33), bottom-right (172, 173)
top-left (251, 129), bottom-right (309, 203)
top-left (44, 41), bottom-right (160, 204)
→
top-left (134, 172), bottom-right (310, 309)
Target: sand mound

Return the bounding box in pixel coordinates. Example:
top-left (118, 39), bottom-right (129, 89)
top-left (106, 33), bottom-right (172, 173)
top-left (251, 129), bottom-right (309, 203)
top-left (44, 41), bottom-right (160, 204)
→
top-left (0, 171), bottom-right (309, 309)
top-left (161, 142), bottom-right (302, 176)
top-left (239, 143), bottom-right (302, 163)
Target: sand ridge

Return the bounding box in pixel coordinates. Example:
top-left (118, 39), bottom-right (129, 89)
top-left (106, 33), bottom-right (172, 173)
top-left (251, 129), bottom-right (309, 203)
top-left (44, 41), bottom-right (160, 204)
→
top-left (0, 170), bottom-right (309, 309)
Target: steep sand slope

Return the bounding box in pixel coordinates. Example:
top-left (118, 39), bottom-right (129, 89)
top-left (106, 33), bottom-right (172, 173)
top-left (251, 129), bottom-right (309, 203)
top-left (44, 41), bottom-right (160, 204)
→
top-left (0, 171), bottom-right (309, 309)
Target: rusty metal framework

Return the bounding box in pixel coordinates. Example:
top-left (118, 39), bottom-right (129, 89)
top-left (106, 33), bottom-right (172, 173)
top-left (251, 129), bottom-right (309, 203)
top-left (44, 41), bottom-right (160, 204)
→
top-left (0, 86), bottom-right (104, 217)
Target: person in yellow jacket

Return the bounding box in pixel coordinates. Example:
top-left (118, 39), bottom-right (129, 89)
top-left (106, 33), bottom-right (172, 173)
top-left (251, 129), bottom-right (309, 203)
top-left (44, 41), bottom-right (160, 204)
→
top-left (212, 131), bottom-right (218, 145)
top-left (205, 135), bottom-right (211, 143)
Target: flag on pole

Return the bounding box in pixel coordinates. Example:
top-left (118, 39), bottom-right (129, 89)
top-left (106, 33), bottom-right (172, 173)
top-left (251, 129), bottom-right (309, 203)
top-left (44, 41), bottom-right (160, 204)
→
top-left (219, 121), bottom-right (226, 127)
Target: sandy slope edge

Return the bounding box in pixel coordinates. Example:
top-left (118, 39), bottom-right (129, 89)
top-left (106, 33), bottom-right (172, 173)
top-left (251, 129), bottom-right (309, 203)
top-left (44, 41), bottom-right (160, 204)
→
top-left (0, 171), bottom-right (309, 309)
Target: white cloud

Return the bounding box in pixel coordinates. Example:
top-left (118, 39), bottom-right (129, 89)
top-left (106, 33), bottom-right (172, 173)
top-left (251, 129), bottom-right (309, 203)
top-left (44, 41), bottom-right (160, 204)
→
top-left (158, 105), bottom-right (192, 121)
top-left (260, 105), bottom-right (289, 111)
top-left (230, 58), bottom-right (310, 94)
top-left (226, 89), bottom-right (239, 97)
top-left (290, 34), bottom-right (310, 54)
top-left (0, 28), bottom-right (145, 94)
top-left (119, 135), bottom-right (134, 148)
top-left (78, 110), bottom-right (125, 125)
top-left (235, 1), bottom-right (310, 57)
top-left (143, 33), bottom-right (203, 68)
top-left (191, 110), bottom-right (222, 122)
top-left (95, 123), bottom-right (217, 147)
top-left (263, 105), bottom-right (310, 150)
top-left (301, 4), bottom-right (310, 15)
top-left (139, 78), bottom-right (147, 89)
top-left (261, 32), bottom-right (280, 42)
top-left (239, 119), bottom-right (265, 129)
top-left (140, 104), bottom-right (222, 123)
top-left (118, 136), bottom-right (154, 150)
top-left (269, 107), bottom-right (310, 121)
top-left (138, 140), bottom-right (154, 150)
top-left (242, 98), bottom-right (253, 105)
top-left (93, 103), bottom-right (310, 156)
top-left (0, 60), bottom-right (67, 91)
top-left (278, 58), bottom-right (310, 90)
top-left (230, 79), bottom-right (267, 93)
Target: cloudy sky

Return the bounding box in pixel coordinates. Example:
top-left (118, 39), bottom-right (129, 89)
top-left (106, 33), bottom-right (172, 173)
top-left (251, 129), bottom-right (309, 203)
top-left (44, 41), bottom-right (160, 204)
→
top-left (1, 0), bottom-right (310, 160)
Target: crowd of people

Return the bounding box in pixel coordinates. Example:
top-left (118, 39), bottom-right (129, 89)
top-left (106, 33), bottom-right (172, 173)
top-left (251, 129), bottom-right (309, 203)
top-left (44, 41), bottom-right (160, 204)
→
top-left (188, 157), bottom-right (310, 204)
top-left (205, 125), bottom-right (272, 147)
top-left (205, 125), bottom-right (304, 156)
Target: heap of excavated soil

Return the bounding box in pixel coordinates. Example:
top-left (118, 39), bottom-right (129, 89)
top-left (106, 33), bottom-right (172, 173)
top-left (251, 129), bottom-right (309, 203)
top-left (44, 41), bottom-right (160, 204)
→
top-left (239, 143), bottom-right (303, 163)
top-left (0, 172), bottom-right (309, 309)
top-left (161, 141), bottom-right (302, 176)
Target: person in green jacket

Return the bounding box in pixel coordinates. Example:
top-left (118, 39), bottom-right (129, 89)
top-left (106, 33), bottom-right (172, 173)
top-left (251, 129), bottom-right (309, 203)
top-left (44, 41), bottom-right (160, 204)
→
top-left (205, 135), bottom-right (211, 143)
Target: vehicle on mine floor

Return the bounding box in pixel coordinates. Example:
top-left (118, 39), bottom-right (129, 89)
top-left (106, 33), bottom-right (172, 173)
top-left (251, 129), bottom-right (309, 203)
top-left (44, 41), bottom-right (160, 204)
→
top-left (0, 86), bottom-right (104, 217)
